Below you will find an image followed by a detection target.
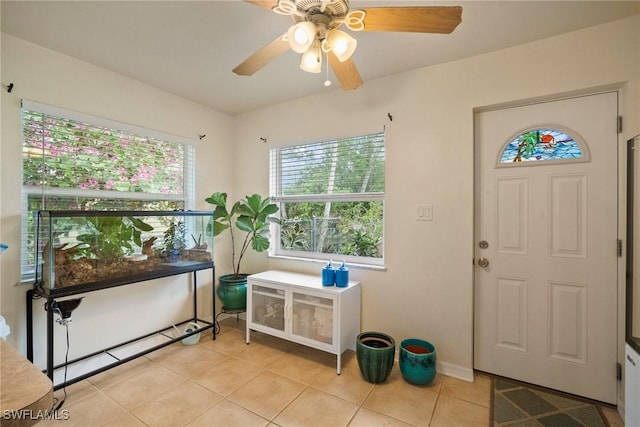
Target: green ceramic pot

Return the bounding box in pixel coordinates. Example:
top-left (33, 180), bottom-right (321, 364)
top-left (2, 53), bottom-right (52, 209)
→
top-left (356, 331), bottom-right (395, 383)
top-left (399, 338), bottom-right (436, 385)
top-left (217, 273), bottom-right (248, 311)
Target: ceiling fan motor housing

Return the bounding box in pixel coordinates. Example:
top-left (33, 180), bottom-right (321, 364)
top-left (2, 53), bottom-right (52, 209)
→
top-left (291, 0), bottom-right (349, 30)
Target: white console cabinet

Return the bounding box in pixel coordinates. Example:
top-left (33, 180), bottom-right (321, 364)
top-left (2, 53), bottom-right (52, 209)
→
top-left (246, 270), bottom-right (361, 374)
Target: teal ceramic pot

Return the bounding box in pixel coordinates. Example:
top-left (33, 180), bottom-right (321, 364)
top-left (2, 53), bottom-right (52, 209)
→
top-left (356, 332), bottom-right (395, 383)
top-left (217, 273), bottom-right (248, 311)
top-left (399, 338), bottom-right (436, 385)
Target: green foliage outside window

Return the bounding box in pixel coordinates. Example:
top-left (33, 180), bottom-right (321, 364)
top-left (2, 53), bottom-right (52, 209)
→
top-left (274, 133), bottom-right (385, 260)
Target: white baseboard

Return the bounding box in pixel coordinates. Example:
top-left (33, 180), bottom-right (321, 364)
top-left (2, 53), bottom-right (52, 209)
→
top-left (436, 361), bottom-right (474, 382)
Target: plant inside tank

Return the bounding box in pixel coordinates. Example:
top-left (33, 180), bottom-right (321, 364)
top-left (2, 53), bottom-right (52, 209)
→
top-left (161, 218), bottom-right (187, 260)
top-left (75, 215), bottom-right (154, 262)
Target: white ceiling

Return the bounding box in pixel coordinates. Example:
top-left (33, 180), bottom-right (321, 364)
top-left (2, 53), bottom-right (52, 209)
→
top-left (1, 1), bottom-right (638, 116)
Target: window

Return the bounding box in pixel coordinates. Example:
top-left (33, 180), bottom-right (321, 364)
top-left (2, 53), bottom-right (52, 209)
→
top-left (270, 132), bottom-right (385, 265)
top-left (498, 127), bottom-right (588, 165)
top-left (21, 100), bottom-right (195, 281)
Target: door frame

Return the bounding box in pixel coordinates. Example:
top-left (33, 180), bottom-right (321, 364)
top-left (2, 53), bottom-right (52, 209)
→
top-left (471, 88), bottom-right (626, 407)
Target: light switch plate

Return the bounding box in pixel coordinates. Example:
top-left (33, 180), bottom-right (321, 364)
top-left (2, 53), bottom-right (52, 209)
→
top-left (416, 205), bottom-right (433, 221)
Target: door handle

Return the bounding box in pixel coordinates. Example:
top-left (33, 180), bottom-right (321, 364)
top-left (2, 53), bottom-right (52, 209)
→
top-left (477, 257), bottom-right (489, 268)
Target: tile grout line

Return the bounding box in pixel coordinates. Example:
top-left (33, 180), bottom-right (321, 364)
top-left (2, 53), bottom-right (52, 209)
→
top-left (268, 380), bottom-right (311, 423)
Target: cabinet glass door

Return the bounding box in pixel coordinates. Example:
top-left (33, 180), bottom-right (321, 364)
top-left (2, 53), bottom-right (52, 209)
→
top-left (251, 285), bottom-right (285, 332)
top-left (291, 292), bottom-right (334, 346)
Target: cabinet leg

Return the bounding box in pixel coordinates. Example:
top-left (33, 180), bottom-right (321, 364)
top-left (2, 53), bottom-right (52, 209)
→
top-left (337, 353), bottom-right (341, 375)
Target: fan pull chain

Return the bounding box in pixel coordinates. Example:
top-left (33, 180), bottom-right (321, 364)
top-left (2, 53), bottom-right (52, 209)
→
top-left (324, 54), bottom-right (331, 87)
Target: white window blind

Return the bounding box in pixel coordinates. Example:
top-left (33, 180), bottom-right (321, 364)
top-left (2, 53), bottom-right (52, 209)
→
top-left (20, 100), bottom-right (195, 281)
top-left (270, 132), bottom-right (385, 264)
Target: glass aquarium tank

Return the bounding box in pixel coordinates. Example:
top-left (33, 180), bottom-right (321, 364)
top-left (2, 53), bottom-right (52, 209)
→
top-left (34, 210), bottom-right (214, 296)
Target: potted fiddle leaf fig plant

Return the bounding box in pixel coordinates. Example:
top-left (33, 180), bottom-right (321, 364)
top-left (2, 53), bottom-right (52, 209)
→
top-left (205, 192), bottom-right (279, 311)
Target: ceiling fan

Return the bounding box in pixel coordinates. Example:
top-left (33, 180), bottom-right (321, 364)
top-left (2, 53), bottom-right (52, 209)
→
top-left (232, 0), bottom-right (463, 90)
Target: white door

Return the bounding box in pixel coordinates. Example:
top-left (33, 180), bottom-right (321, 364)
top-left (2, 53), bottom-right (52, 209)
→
top-left (474, 92), bottom-right (618, 404)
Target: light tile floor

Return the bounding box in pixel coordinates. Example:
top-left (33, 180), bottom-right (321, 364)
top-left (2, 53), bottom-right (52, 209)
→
top-left (35, 318), bottom-right (624, 426)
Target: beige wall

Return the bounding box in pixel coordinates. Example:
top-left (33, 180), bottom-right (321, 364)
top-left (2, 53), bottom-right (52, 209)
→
top-left (234, 15), bottom-right (640, 382)
top-left (1, 14), bottom-right (639, 392)
top-left (0, 34), bottom-right (235, 365)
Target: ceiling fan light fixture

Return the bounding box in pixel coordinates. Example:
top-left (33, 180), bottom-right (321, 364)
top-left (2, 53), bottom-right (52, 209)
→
top-left (300, 43), bottom-right (322, 73)
top-left (326, 28), bottom-right (357, 62)
top-left (287, 21), bottom-right (317, 53)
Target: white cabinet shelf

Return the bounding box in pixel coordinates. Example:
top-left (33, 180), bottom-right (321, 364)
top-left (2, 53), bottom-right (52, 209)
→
top-left (292, 298), bottom-right (333, 309)
top-left (253, 290), bottom-right (285, 298)
top-left (246, 270), bottom-right (361, 374)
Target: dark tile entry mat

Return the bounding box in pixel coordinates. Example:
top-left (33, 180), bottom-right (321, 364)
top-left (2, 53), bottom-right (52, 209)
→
top-left (491, 377), bottom-right (609, 426)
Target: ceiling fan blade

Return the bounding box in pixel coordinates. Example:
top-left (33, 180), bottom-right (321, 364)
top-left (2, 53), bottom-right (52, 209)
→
top-left (359, 6), bottom-right (462, 33)
top-left (244, 0), bottom-right (278, 11)
top-left (328, 52), bottom-right (363, 91)
top-left (233, 34), bottom-right (289, 76)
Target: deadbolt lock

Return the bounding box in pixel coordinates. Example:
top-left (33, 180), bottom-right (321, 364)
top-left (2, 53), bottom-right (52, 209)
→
top-left (477, 257), bottom-right (489, 268)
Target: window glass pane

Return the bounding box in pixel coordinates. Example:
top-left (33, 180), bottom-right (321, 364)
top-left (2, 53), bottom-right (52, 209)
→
top-left (277, 134), bottom-right (385, 196)
top-left (271, 132), bottom-right (385, 264)
top-left (280, 201), bottom-right (383, 258)
top-left (21, 104), bottom-right (193, 282)
top-left (500, 129), bottom-right (583, 163)
top-left (22, 110), bottom-right (186, 195)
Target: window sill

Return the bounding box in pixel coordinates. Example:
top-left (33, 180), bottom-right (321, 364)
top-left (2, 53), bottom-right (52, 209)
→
top-left (268, 254), bottom-right (387, 272)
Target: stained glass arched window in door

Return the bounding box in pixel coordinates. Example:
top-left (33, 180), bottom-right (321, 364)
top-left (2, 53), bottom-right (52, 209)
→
top-left (498, 128), bottom-right (588, 165)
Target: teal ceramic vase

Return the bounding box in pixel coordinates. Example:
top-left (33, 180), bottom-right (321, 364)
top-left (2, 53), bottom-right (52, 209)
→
top-left (399, 338), bottom-right (436, 385)
top-left (356, 331), bottom-right (395, 383)
top-left (217, 273), bottom-right (248, 311)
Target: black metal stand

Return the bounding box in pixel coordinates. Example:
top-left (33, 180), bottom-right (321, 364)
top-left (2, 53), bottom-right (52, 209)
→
top-left (215, 307), bottom-right (246, 334)
top-left (26, 265), bottom-right (215, 391)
